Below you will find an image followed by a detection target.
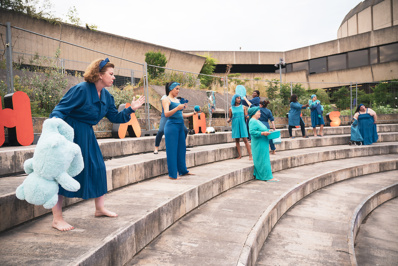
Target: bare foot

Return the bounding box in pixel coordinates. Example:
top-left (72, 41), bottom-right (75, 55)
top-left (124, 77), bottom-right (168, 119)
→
top-left (169, 176), bottom-right (181, 180)
top-left (52, 219), bottom-right (74, 231)
top-left (183, 172), bottom-right (195, 176)
top-left (249, 156), bottom-right (253, 160)
top-left (235, 156), bottom-right (242, 159)
top-left (271, 150), bottom-right (276, 155)
top-left (95, 208), bottom-right (118, 217)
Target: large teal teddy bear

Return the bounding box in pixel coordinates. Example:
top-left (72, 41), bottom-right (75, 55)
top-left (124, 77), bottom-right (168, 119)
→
top-left (16, 118), bottom-right (84, 209)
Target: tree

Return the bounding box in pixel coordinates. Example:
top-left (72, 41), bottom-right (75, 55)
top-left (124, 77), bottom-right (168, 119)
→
top-left (199, 55), bottom-right (217, 88)
top-left (66, 6), bottom-right (82, 26)
top-left (145, 51), bottom-right (167, 80)
top-left (332, 86), bottom-right (351, 110)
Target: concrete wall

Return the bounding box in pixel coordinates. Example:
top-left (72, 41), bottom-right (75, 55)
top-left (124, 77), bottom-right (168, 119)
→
top-left (0, 10), bottom-right (206, 78)
top-left (186, 51), bottom-right (284, 65)
top-left (338, 0), bottom-right (396, 38)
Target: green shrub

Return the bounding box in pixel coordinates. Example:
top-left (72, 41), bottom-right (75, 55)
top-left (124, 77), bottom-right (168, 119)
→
top-left (199, 56), bottom-right (217, 88)
top-left (145, 51), bottom-right (167, 80)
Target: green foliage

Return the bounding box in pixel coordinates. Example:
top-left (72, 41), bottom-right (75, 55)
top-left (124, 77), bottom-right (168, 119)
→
top-left (145, 51), bottom-right (167, 80)
top-left (66, 6), bottom-right (81, 26)
top-left (199, 56), bottom-right (217, 88)
top-left (372, 104), bottom-right (398, 114)
top-left (372, 81), bottom-right (398, 107)
top-left (1, 0), bottom-right (60, 23)
top-left (267, 98), bottom-right (289, 118)
top-left (332, 86), bottom-right (351, 110)
top-left (11, 50), bottom-right (69, 117)
top-left (107, 87), bottom-right (136, 108)
top-left (265, 80), bottom-right (279, 100)
top-left (279, 83), bottom-right (308, 105)
top-left (228, 73), bottom-right (245, 86)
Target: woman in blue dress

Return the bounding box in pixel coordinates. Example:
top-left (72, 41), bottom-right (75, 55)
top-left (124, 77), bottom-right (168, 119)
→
top-left (154, 94), bottom-right (188, 154)
top-left (162, 82), bottom-right (195, 179)
top-left (259, 100), bottom-right (277, 154)
top-left (353, 104), bottom-right (378, 145)
top-left (227, 94), bottom-right (252, 160)
top-left (288, 94), bottom-right (309, 138)
top-left (308, 94), bottom-right (325, 137)
top-left (49, 58), bottom-right (145, 231)
top-left (248, 107), bottom-right (276, 181)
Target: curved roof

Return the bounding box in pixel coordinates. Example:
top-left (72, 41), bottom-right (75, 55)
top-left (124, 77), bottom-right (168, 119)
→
top-left (339, 0), bottom-right (384, 28)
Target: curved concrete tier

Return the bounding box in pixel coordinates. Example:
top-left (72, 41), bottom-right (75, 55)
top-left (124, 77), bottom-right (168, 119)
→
top-left (348, 183), bottom-right (398, 266)
top-left (129, 157), bottom-right (398, 266)
top-left (0, 144), bottom-right (397, 265)
top-left (1, 124), bottom-right (397, 177)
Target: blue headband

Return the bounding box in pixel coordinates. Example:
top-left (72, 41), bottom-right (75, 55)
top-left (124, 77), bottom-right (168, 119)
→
top-left (311, 94), bottom-right (316, 99)
top-left (99, 58), bottom-right (109, 71)
top-left (358, 104), bottom-right (364, 108)
top-left (169, 82), bottom-right (180, 91)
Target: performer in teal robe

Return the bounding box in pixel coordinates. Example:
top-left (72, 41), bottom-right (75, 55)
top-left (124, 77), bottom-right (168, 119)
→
top-left (248, 107), bottom-right (275, 181)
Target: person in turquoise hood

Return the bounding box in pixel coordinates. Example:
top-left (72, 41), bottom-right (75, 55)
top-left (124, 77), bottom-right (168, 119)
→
top-left (308, 94), bottom-right (325, 137)
top-left (248, 107), bottom-right (276, 181)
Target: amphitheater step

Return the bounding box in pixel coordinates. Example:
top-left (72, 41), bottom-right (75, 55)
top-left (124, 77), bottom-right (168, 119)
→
top-left (1, 124), bottom-right (397, 177)
top-left (126, 155), bottom-right (398, 265)
top-left (0, 144), bottom-right (396, 265)
top-left (354, 197), bottom-right (398, 266)
top-left (255, 170), bottom-right (398, 265)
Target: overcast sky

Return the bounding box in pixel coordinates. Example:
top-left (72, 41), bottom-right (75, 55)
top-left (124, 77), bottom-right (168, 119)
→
top-left (46, 0), bottom-right (363, 52)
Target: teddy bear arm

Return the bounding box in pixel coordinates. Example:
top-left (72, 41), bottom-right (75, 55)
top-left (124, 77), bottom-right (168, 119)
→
top-left (67, 148), bottom-right (84, 177)
top-left (56, 172), bottom-right (81, 192)
top-left (24, 158), bottom-right (34, 174)
top-left (16, 183), bottom-right (25, 200)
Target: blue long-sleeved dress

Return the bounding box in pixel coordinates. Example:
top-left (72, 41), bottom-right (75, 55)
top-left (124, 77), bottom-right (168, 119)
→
top-left (288, 102), bottom-right (306, 126)
top-left (50, 82), bottom-right (134, 199)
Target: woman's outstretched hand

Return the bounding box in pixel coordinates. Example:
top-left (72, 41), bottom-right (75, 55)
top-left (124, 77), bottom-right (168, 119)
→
top-left (130, 95), bottom-right (146, 110)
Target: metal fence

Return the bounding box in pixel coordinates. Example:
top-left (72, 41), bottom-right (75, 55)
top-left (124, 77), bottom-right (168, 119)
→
top-left (1, 22), bottom-right (397, 131)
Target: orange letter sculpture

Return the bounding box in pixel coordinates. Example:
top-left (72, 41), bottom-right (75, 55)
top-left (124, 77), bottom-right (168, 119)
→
top-left (0, 91), bottom-right (34, 146)
top-left (111, 103), bottom-right (141, 138)
top-left (193, 113), bottom-right (207, 134)
top-left (329, 111), bottom-right (341, 127)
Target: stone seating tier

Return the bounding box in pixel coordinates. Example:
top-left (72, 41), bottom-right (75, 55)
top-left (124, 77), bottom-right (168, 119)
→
top-left (0, 125), bottom-right (397, 265)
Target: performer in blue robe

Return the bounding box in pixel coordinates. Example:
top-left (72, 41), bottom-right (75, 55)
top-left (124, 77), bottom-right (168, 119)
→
top-left (227, 94), bottom-right (252, 159)
top-left (154, 95), bottom-right (188, 154)
top-left (163, 82), bottom-right (196, 179)
top-left (353, 104), bottom-right (378, 145)
top-left (259, 100), bottom-right (277, 154)
top-left (288, 94), bottom-right (309, 138)
top-left (242, 90), bottom-right (260, 140)
top-left (49, 58), bottom-right (145, 231)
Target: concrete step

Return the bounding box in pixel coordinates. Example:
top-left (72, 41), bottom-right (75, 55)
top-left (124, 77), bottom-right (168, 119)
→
top-left (128, 156), bottom-right (398, 266)
top-left (0, 144), bottom-right (397, 265)
top-left (354, 197), bottom-right (398, 265)
top-left (1, 124), bottom-right (397, 177)
top-left (1, 130), bottom-right (397, 233)
top-left (256, 171), bottom-right (398, 266)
